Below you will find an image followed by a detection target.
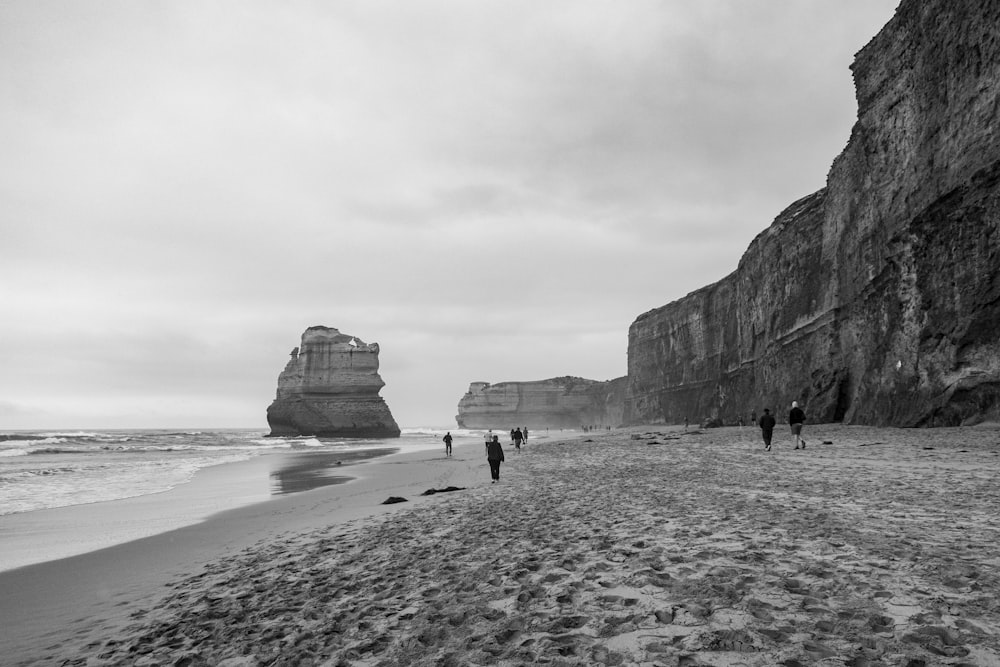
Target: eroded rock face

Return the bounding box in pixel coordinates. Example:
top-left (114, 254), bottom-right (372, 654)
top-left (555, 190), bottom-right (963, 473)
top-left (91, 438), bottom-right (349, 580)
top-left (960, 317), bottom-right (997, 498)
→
top-left (267, 326), bottom-right (400, 438)
top-left (455, 376), bottom-right (627, 429)
top-left (625, 0), bottom-right (1000, 427)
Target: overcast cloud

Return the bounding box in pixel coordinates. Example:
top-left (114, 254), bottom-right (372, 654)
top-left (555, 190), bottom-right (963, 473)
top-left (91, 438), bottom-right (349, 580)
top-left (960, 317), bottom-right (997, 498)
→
top-left (1, 1), bottom-right (898, 429)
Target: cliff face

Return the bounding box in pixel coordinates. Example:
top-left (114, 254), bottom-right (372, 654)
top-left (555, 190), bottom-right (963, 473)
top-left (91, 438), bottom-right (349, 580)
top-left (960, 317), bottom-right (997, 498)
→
top-left (267, 326), bottom-right (400, 438)
top-left (626, 0), bottom-right (1000, 427)
top-left (456, 376), bottom-right (627, 429)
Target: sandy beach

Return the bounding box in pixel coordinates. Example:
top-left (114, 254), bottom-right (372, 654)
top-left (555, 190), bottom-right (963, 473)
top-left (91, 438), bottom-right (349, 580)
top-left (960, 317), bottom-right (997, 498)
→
top-left (3, 425), bottom-right (1000, 666)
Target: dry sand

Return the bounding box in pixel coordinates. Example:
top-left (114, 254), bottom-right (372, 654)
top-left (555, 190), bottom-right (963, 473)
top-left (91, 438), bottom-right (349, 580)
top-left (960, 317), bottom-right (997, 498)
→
top-left (5, 425), bottom-right (1000, 666)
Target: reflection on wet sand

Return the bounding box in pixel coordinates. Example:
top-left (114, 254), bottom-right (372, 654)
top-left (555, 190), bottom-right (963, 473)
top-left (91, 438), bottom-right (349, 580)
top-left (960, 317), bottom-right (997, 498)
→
top-left (268, 448), bottom-right (398, 495)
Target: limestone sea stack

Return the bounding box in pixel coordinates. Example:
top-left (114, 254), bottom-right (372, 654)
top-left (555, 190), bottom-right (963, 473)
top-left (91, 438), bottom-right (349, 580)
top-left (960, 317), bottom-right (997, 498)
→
top-left (455, 376), bottom-right (627, 429)
top-left (625, 0), bottom-right (1000, 427)
top-left (267, 326), bottom-right (400, 438)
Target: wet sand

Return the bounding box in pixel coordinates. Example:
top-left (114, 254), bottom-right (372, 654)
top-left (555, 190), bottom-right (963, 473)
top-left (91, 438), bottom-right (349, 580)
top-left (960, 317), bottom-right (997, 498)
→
top-left (4, 425), bottom-right (1000, 666)
top-left (0, 446), bottom-right (397, 573)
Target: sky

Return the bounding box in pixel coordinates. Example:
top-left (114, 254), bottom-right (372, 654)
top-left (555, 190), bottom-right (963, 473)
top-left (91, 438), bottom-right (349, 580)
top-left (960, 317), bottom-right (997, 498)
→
top-left (1, 0), bottom-right (899, 430)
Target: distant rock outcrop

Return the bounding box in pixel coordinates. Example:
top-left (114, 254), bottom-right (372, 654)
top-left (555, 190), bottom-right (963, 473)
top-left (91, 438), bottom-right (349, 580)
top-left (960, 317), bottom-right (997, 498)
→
top-left (456, 376), bottom-right (627, 429)
top-left (625, 0), bottom-right (1000, 427)
top-left (267, 326), bottom-right (400, 438)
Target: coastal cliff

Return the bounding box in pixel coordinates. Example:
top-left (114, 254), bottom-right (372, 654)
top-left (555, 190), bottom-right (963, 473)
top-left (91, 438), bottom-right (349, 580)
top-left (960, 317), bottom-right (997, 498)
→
top-left (267, 326), bottom-right (400, 438)
top-left (456, 377), bottom-right (627, 429)
top-left (625, 0), bottom-right (1000, 427)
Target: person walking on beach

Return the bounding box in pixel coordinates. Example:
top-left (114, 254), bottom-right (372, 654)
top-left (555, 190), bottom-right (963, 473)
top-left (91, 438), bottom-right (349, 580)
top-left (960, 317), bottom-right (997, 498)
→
top-left (758, 408), bottom-right (775, 451)
top-left (443, 431), bottom-right (453, 457)
top-left (789, 401), bottom-right (806, 449)
top-left (486, 435), bottom-right (505, 483)
top-left (513, 427), bottom-right (523, 451)
top-left (522, 427), bottom-right (528, 445)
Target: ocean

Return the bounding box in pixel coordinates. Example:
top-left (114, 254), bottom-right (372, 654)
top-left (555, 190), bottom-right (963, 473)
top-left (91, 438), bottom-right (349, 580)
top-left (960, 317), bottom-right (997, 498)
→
top-left (0, 427), bottom-right (474, 517)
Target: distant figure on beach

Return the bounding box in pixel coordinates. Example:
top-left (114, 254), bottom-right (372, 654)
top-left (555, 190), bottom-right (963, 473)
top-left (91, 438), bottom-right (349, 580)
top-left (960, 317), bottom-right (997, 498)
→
top-left (751, 410), bottom-right (757, 425)
top-left (486, 435), bottom-right (505, 482)
top-left (510, 428), bottom-right (516, 444)
top-left (513, 427), bottom-right (523, 451)
top-left (522, 427), bottom-right (528, 444)
top-left (758, 409), bottom-right (776, 451)
top-left (443, 431), bottom-right (453, 457)
top-left (789, 401), bottom-right (806, 449)
top-left (684, 416), bottom-right (688, 431)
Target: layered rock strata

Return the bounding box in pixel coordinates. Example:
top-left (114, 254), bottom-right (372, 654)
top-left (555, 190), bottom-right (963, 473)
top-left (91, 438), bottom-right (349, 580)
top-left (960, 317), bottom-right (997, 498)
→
top-left (625, 0), bottom-right (1000, 427)
top-left (456, 376), bottom-right (627, 429)
top-left (267, 326), bottom-right (400, 438)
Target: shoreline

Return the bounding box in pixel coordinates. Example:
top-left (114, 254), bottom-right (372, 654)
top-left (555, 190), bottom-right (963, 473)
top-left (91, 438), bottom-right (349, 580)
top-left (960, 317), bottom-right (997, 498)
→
top-left (0, 437), bottom-right (493, 662)
top-left (0, 445), bottom-right (398, 573)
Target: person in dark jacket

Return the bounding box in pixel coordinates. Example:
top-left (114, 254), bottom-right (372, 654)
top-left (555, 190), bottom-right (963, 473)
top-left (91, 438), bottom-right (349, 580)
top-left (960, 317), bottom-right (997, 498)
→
top-left (789, 401), bottom-right (806, 449)
top-left (443, 431), bottom-right (453, 457)
top-left (758, 408), bottom-right (776, 451)
top-left (486, 435), bottom-right (505, 482)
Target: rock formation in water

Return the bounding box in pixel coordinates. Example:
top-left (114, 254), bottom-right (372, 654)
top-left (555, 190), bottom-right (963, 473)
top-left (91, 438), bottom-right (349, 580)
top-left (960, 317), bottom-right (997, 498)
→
top-left (625, 0), bottom-right (1000, 427)
top-left (455, 376), bottom-right (627, 429)
top-left (267, 326), bottom-right (400, 438)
